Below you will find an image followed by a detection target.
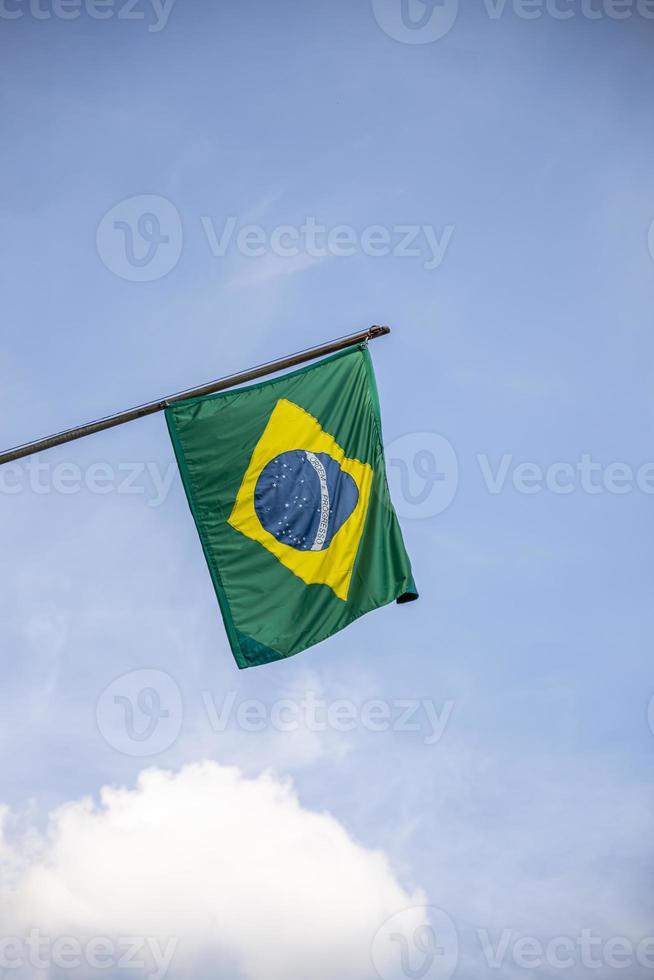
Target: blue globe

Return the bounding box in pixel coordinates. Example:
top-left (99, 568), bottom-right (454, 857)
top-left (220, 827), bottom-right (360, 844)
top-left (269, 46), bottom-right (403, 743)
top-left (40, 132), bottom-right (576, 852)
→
top-left (254, 450), bottom-right (359, 552)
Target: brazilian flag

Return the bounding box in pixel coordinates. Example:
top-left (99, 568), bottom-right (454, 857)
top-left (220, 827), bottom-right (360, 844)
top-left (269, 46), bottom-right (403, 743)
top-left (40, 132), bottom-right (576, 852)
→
top-left (166, 343), bottom-right (417, 668)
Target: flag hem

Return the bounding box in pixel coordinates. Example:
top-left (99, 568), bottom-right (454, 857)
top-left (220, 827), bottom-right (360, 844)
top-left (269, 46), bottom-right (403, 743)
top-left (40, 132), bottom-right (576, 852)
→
top-left (165, 408), bottom-right (254, 668)
top-left (169, 343), bottom-right (365, 410)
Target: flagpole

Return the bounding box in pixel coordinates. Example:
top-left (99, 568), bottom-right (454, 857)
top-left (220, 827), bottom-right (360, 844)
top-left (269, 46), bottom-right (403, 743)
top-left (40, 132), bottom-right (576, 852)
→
top-left (0, 326), bottom-right (391, 466)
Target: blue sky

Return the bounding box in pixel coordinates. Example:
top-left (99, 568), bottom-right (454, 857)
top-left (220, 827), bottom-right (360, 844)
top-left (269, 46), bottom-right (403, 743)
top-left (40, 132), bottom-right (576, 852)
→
top-left (1, 2), bottom-right (653, 978)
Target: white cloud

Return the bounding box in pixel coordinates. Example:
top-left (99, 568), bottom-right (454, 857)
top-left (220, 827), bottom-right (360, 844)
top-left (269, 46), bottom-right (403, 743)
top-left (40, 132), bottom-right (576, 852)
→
top-left (0, 761), bottom-right (425, 980)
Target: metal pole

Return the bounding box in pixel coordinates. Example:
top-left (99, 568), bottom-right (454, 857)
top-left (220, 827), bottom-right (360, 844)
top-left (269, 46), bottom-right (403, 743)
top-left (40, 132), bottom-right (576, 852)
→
top-left (0, 326), bottom-right (391, 466)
